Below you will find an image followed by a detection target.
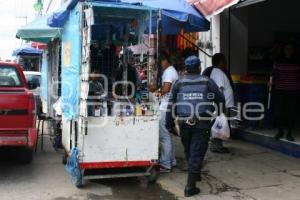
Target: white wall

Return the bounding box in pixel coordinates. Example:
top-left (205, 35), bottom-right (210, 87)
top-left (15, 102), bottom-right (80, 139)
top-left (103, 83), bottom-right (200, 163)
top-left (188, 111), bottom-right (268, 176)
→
top-left (212, 15), bottom-right (221, 54)
top-left (199, 15), bottom-right (222, 71)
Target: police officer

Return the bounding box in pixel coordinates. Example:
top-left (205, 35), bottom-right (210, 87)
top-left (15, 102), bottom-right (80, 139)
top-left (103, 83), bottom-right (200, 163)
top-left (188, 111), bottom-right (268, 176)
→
top-left (166, 56), bottom-right (225, 197)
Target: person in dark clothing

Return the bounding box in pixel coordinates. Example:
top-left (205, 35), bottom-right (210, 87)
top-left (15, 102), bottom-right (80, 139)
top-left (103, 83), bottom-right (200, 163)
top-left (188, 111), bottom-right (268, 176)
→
top-left (203, 53), bottom-right (234, 153)
top-left (271, 43), bottom-right (300, 141)
top-left (115, 49), bottom-right (141, 98)
top-left (166, 56), bottom-right (225, 197)
top-left (88, 70), bottom-right (105, 116)
top-left (89, 71), bottom-right (104, 96)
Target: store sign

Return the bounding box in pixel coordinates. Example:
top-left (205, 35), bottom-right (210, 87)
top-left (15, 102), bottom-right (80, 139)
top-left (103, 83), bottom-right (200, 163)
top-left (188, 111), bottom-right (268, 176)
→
top-left (64, 41), bottom-right (71, 67)
top-left (186, 0), bottom-right (239, 17)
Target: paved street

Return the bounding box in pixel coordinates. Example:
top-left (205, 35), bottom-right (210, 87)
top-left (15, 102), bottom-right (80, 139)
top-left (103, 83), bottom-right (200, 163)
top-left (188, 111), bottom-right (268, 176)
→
top-left (0, 136), bottom-right (299, 200)
top-left (0, 140), bottom-right (175, 200)
top-left (159, 138), bottom-right (300, 200)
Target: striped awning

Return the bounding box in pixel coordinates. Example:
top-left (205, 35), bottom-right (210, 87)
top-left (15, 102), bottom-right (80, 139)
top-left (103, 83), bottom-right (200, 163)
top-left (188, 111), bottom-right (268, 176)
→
top-left (186, 0), bottom-right (239, 17)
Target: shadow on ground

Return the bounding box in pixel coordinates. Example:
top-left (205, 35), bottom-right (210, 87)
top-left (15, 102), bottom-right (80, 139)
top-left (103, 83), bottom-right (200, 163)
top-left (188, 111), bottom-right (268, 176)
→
top-left (0, 147), bottom-right (176, 200)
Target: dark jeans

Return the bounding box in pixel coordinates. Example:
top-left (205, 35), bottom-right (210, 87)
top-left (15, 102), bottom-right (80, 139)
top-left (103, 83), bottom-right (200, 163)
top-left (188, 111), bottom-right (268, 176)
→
top-left (274, 89), bottom-right (299, 131)
top-left (180, 126), bottom-right (210, 174)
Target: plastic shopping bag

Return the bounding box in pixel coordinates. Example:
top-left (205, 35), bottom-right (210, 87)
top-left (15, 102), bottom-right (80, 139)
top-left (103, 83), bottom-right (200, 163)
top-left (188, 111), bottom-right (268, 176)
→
top-left (211, 113), bottom-right (230, 140)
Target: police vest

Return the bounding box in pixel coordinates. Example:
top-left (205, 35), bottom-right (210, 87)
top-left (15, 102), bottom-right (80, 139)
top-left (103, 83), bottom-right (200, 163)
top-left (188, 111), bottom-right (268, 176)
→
top-left (175, 77), bottom-right (215, 119)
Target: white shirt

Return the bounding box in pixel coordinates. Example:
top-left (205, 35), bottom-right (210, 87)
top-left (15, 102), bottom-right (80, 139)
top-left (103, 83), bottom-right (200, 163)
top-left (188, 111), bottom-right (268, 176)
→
top-left (160, 66), bottom-right (178, 111)
top-left (209, 68), bottom-right (234, 108)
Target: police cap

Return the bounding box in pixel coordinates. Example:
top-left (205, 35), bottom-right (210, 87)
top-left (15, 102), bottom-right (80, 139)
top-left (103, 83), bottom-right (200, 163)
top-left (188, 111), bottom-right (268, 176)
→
top-left (184, 56), bottom-right (201, 69)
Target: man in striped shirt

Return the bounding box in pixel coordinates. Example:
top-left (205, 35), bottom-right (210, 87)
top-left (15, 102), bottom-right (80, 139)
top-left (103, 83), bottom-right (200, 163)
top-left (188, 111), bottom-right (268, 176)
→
top-left (271, 43), bottom-right (300, 142)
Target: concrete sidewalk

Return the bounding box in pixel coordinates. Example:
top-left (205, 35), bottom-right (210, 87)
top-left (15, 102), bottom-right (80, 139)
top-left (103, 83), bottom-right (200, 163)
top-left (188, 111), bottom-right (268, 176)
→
top-left (157, 138), bottom-right (300, 200)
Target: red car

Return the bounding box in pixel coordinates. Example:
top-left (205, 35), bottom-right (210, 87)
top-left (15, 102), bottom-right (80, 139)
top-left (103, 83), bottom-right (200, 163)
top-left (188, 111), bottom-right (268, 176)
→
top-left (0, 62), bottom-right (37, 163)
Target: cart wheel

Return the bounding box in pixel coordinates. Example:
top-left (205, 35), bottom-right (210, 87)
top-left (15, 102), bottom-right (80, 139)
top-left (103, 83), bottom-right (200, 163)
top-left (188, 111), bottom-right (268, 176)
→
top-left (62, 152), bottom-right (68, 165)
top-left (147, 167), bottom-right (158, 183)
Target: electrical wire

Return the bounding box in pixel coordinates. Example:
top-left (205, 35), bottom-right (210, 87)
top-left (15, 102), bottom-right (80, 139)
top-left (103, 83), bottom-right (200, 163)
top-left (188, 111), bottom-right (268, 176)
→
top-left (45, 0), bottom-right (54, 14)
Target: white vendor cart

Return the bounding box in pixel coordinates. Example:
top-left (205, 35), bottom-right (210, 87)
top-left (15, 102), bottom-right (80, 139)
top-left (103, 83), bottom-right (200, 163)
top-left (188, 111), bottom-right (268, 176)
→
top-left (49, 1), bottom-right (160, 186)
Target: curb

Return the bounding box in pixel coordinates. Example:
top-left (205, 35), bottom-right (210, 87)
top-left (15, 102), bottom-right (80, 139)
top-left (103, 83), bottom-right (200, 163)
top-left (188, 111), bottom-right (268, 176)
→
top-left (235, 129), bottom-right (300, 158)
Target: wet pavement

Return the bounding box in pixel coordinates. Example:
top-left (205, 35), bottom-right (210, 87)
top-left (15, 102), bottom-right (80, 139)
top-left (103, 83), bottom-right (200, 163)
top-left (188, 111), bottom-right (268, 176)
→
top-left (0, 145), bottom-right (175, 200)
top-left (2, 135), bottom-right (299, 200)
top-left (92, 178), bottom-right (175, 200)
top-left (158, 138), bottom-right (300, 200)
top-left (50, 178), bottom-right (176, 200)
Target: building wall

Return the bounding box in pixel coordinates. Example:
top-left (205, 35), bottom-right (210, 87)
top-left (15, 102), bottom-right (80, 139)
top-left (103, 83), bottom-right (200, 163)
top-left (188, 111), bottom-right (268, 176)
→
top-left (199, 15), bottom-right (221, 71)
top-left (221, 7), bottom-right (249, 75)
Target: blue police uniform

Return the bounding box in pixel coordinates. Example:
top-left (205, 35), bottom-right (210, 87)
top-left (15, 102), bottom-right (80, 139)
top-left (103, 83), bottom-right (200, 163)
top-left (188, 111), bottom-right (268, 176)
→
top-left (165, 56), bottom-right (225, 197)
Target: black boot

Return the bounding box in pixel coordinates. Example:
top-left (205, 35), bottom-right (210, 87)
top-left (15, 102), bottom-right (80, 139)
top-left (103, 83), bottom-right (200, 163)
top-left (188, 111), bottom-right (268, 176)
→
top-left (274, 128), bottom-right (284, 140)
top-left (184, 173), bottom-right (200, 197)
top-left (286, 129), bottom-right (295, 142)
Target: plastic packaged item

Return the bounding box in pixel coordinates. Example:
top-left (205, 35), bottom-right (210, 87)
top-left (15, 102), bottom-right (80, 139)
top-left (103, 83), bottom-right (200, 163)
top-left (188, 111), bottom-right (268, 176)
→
top-left (135, 104), bottom-right (143, 116)
top-left (94, 106), bottom-right (101, 117)
top-left (126, 104), bottom-right (133, 116)
top-left (211, 113), bottom-right (230, 140)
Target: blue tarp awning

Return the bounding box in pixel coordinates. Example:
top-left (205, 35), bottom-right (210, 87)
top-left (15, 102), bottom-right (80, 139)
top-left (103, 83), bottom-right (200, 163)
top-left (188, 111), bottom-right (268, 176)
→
top-left (47, 0), bottom-right (77, 28)
top-left (48, 0), bottom-right (210, 34)
top-left (142, 0), bottom-right (210, 34)
top-left (12, 46), bottom-right (43, 57)
top-left (48, 0), bottom-right (126, 28)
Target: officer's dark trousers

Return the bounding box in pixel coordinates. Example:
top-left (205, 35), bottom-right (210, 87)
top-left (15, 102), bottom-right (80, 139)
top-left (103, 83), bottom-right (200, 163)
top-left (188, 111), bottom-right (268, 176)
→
top-left (180, 126), bottom-right (210, 174)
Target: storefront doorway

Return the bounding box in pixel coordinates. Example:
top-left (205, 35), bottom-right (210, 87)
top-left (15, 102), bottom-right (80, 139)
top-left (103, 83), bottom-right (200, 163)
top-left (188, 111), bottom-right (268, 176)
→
top-left (221, 0), bottom-right (300, 146)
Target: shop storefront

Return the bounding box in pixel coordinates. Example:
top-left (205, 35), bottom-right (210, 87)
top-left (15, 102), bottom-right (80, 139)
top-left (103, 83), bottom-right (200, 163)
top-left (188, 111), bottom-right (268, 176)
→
top-left (218, 0), bottom-right (300, 156)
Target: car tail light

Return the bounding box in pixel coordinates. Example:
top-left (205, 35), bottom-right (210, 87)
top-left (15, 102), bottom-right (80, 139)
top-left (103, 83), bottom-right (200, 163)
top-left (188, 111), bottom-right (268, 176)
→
top-left (28, 94), bottom-right (36, 115)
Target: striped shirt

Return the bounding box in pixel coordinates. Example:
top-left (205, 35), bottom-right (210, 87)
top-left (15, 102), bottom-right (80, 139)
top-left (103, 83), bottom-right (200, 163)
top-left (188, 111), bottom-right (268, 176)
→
top-left (272, 60), bottom-right (300, 91)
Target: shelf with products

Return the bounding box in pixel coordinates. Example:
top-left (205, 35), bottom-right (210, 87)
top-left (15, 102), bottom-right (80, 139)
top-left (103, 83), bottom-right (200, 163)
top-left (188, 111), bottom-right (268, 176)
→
top-left (247, 46), bottom-right (274, 76)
